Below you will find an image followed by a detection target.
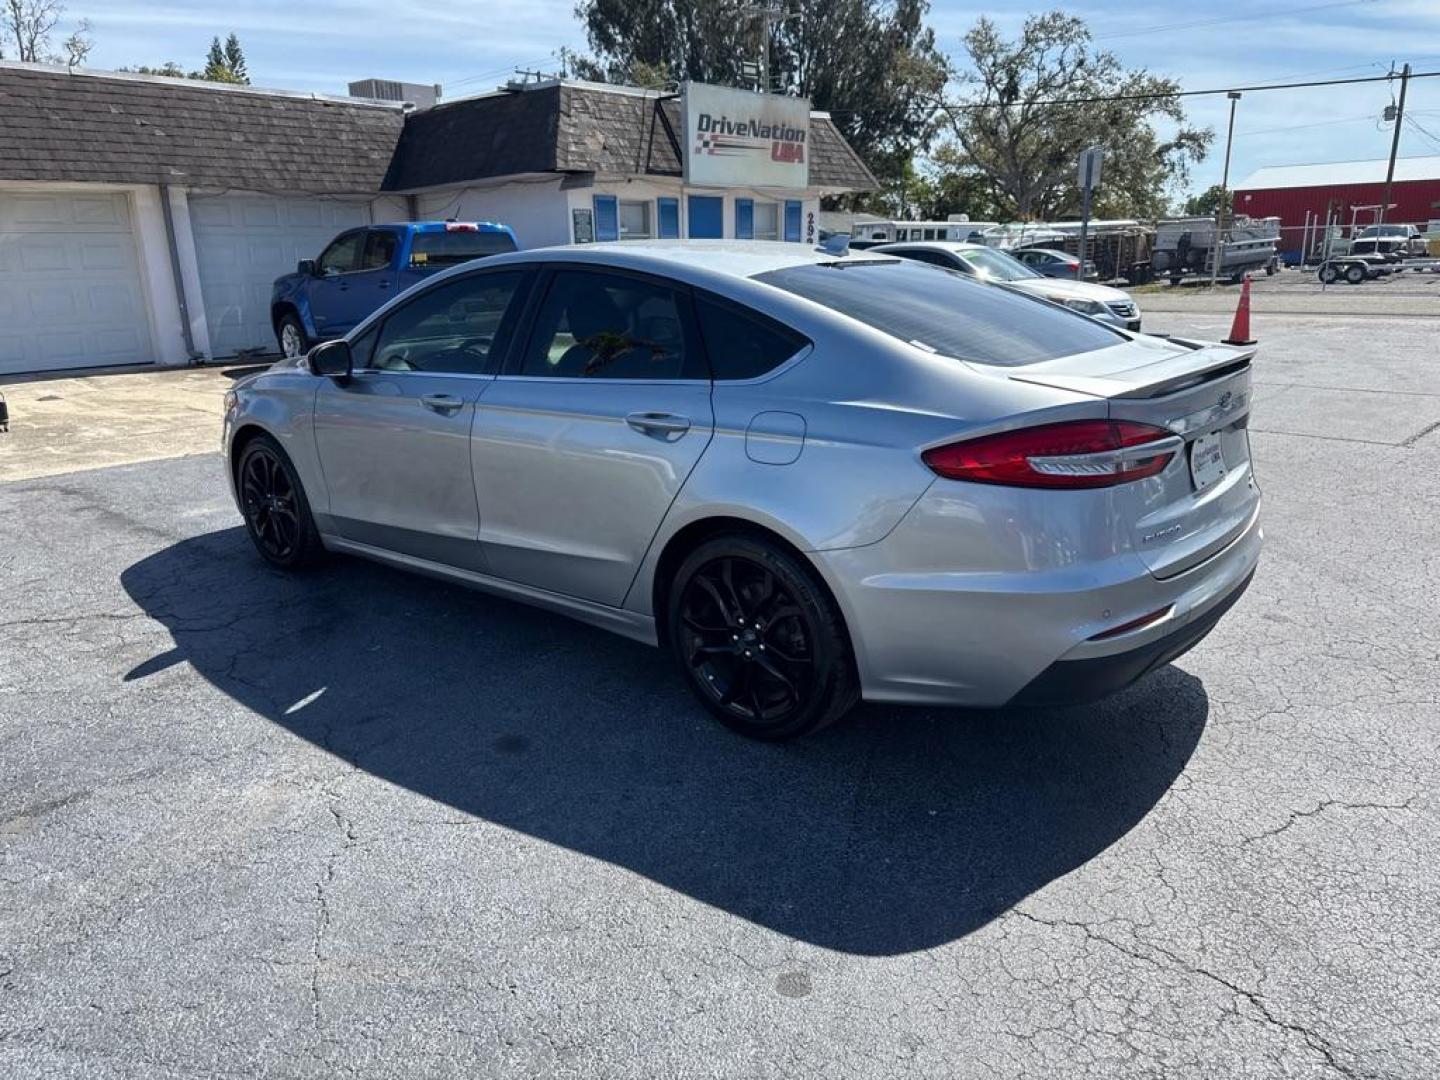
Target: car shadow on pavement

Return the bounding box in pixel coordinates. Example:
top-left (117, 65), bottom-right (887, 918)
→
top-left (121, 527), bottom-right (1208, 957)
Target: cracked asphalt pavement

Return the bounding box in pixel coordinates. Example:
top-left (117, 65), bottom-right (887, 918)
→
top-left (2, 313), bottom-right (1438, 1078)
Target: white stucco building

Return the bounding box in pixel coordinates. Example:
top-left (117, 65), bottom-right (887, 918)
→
top-left (0, 62), bottom-right (875, 377)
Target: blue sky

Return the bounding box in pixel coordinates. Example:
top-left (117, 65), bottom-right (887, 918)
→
top-left (70, 0), bottom-right (1440, 198)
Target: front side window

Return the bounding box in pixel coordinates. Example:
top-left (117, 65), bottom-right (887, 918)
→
top-left (619, 201), bottom-right (653, 240)
top-left (368, 271), bottom-right (525, 374)
top-left (318, 231), bottom-right (365, 275)
top-left (753, 202), bottom-right (779, 241)
top-left (519, 270), bottom-right (700, 380)
top-left (361, 230), bottom-right (397, 271)
top-left (755, 260), bottom-right (1122, 367)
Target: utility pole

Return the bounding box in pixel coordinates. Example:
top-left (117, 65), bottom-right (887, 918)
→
top-left (740, 5), bottom-right (793, 94)
top-left (1210, 90), bottom-right (1242, 288)
top-left (1378, 63), bottom-right (1411, 228)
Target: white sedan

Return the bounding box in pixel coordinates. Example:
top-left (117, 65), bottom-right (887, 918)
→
top-left (873, 240), bottom-right (1142, 331)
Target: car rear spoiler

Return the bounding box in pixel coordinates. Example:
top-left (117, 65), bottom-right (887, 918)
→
top-left (1008, 343), bottom-right (1256, 401)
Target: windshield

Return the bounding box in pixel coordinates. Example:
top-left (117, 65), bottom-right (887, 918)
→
top-left (755, 260), bottom-right (1123, 367)
top-left (955, 247), bottom-right (1041, 282)
top-left (410, 229), bottom-right (517, 267)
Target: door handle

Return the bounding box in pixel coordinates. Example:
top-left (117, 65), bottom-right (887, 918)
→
top-left (625, 412), bottom-right (691, 438)
top-left (421, 393), bottom-right (465, 415)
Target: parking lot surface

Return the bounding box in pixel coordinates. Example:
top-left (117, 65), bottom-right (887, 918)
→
top-left (2, 312), bottom-right (1438, 1078)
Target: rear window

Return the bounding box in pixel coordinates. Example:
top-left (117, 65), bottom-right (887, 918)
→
top-left (410, 229), bottom-right (517, 267)
top-left (755, 260), bottom-right (1123, 367)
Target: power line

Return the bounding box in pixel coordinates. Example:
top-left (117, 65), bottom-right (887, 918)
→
top-left (931, 68), bottom-right (1440, 115)
top-left (819, 68), bottom-right (1440, 122)
top-left (1403, 114), bottom-right (1440, 152)
top-left (1093, 0), bottom-right (1380, 42)
top-left (1234, 113), bottom-right (1382, 138)
top-left (447, 56), bottom-right (559, 89)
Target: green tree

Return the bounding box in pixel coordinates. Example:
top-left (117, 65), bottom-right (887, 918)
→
top-left (127, 32), bottom-right (249, 83)
top-left (937, 12), bottom-right (1211, 220)
top-left (223, 31), bottom-right (248, 83)
top-left (1182, 183), bottom-right (1228, 217)
top-left (568, 0), bottom-right (948, 191)
top-left (199, 33), bottom-right (247, 83)
top-left (125, 61), bottom-right (187, 77)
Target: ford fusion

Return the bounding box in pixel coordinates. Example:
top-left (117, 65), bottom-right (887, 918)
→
top-left (224, 242), bottom-right (1260, 740)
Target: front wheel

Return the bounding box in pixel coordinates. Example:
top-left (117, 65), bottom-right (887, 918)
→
top-left (276, 312), bottom-right (309, 360)
top-left (1318, 264), bottom-right (1339, 284)
top-left (667, 535), bottom-right (858, 740)
top-left (237, 434), bottom-right (325, 569)
top-left (1344, 263), bottom-right (1367, 285)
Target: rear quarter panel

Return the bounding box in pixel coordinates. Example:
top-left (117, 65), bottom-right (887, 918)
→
top-left (621, 308), bottom-right (1105, 619)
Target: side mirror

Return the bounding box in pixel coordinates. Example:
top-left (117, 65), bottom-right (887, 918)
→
top-left (297, 259), bottom-right (317, 276)
top-left (307, 339), bottom-right (352, 380)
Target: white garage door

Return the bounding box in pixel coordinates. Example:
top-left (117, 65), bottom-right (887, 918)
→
top-left (0, 191), bottom-right (154, 376)
top-left (190, 194), bottom-right (370, 358)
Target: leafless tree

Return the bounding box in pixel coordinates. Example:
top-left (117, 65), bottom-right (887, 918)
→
top-left (1, 0), bottom-right (91, 67)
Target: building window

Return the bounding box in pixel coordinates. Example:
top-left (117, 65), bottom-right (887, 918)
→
top-left (619, 200), bottom-right (653, 240)
top-left (753, 201), bottom-right (779, 241)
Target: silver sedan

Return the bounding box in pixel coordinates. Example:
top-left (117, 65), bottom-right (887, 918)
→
top-left (224, 242), bottom-right (1260, 740)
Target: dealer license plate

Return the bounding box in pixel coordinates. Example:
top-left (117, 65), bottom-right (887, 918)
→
top-left (1189, 433), bottom-right (1226, 492)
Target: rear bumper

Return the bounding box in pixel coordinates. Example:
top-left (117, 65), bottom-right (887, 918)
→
top-left (814, 487), bottom-right (1262, 708)
top-left (1010, 567), bottom-right (1253, 706)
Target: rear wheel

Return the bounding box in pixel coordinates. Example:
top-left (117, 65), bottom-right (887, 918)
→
top-left (1344, 263), bottom-right (1367, 285)
top-left (1318, 263), bottom-right (1339, 284)
top-left (237, 434), bottom-right (325, 569)
top-left (668, 535), bottom-right (857, 740)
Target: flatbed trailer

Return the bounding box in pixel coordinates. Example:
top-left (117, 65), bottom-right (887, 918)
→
top-left (1317, 255), bottom-right (1440, 283)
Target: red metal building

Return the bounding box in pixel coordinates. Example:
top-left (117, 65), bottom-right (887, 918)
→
top-left (1233, 155), bottom-right (1440, 258)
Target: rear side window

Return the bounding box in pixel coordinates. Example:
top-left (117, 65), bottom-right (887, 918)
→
top-left (519, 269), bottom-right (704, 380)
top-left (755, 260), bottom-right (1122, 367)
top-left (410, 229), bottom-right (517, 267)
top-left (695, 294), bottom-right (807, 380)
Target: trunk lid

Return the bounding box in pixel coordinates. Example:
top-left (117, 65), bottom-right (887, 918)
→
top-left (1004, 336), bottom-right (1260, 578)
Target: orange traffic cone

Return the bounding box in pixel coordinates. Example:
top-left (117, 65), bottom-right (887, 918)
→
top-left (1224, 273), bottom-right (1256, 346)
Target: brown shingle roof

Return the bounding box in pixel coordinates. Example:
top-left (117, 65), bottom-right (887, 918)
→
top-left (0, 65), bottom-right (404, 193)
top-left (387, 84), bottom-right (874, 192)
top-left (0, 66), bottom-right (876, 195)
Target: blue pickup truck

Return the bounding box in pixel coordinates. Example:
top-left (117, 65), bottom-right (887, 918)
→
top-left (270, 221), bottom-right (517, 358)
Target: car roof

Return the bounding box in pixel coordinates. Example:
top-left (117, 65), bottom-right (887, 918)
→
top-left (1017, 248), bottom-right (1072, 257)
top-left (871, 240), bottom-right (990, 254)
top-left (473, 240), bottom-right (899, 283)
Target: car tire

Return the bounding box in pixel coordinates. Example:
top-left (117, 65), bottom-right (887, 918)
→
top-left (667, 534), bottom-right (858, 741)
top-left (1318, 264), bottom-right (1339, 284)
top-left (236, 433), bottom-right (326, 570)
top-left (276, 312), bottom-right (309, 360)
top-left (1344, 263), bottom-right (1367, 285)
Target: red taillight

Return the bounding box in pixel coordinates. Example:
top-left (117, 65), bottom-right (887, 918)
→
top-left (922, 420), bottom-right (1178, 489)
top-left (445, 222), bottom-right (479, 232)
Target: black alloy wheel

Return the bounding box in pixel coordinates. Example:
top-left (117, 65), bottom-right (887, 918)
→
top-left (670, 536), bottom-right (857, 740)
top-left (237, 436), bottom-right (323, 569)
